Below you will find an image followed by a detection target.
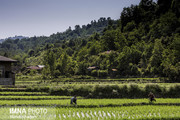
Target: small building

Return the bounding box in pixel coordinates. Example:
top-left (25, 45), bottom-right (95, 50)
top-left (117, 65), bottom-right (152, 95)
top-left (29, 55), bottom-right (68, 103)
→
top-left (87, 66), bottom-right (99, 71)
top-left (112, 69), bottom-right (117, 72)
top-left (0, 56), bottom-right (17, 85)
top-left (26, 65), bottom-right (44, 71)
top-left (37, 65), bottom-right (45, 69)
top-left (26, 66), bottom-right (42, 70)
top-left (110, 69), bottom-right (118, 77)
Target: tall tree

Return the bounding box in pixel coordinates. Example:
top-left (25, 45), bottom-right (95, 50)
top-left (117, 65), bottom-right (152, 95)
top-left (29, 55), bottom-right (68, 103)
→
top-left (43, 50), bottom-right (56, 78)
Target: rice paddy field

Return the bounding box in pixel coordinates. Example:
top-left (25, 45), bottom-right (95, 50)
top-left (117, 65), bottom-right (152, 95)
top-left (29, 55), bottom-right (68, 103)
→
top-left (0, 75), bottom-right (180, 119)
top-left (0, 105), bottom-right (180, 120)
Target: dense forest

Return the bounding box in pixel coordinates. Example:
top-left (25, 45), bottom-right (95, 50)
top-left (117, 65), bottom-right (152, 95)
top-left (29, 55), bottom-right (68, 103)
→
top-left (0, 0), bottom-right (180, 81)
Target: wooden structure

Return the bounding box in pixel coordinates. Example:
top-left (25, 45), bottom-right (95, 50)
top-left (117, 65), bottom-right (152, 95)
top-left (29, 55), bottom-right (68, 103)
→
top-left (0, 56), bottom-right (17, 85)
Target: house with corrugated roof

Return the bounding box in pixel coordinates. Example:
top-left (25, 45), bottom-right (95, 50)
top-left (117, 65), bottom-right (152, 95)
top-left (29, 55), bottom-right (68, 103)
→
top-left (87, 66), bottom-right (99, 71)
top-left (26, 65), bottom-right (44, 71)
top-left (0, 56), bottom-right (17, 85)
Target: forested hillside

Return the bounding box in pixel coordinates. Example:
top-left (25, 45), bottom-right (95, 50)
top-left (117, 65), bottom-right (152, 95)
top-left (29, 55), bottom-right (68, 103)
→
top-left (0, 17), bottom-right (112, 56)
top-left (0, 0), bottom-right (180, 81)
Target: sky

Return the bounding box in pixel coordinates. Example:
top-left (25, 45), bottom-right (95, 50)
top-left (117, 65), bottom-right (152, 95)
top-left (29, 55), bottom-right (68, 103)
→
top-left (0, 0), bottom-right (142, 39)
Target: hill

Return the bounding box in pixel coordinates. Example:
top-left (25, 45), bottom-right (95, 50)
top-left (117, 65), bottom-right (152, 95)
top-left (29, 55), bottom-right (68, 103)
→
top-left (0, 0), bottom-right (179, 81)
top-left (0, 17), bottom-right (112, 55)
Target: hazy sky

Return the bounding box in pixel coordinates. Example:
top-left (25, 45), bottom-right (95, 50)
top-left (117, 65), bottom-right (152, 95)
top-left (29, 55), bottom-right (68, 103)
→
top-left (0, 0), bottom-right (141, 39)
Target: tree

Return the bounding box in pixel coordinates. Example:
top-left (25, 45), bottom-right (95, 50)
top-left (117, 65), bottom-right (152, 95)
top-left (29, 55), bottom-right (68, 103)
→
top-left (56, 52), bottom-right (76, 76)
top-left (148, 39), bottom-right (164, 76)
top-left (139, 0), bottom-right (156, 11)
top-left (171, 0), bottom-right (180, 17)
top-left (101, 30), bottom-right (116, 50)
top-left (76, 61), bottom-right (88, 75)
top-left (120, 5), bottom-right (138, 31)
top-left (74, 25), bottom-right (81, 36)
top-left (149, 11), bottom-right (179, 38)
top-left (157, 0), bottom-right (172, 15)
top-left (28, 49), bottom-right (34, 57)
top-left (123, 21), bottom-right (136, 32)
top-left (114, 29), bottom-right (127, 52)
top-left (43, 50), bottom-right (56, 78)
top-left (173, 34), bottom-right (180, 60)
top-left (3, 52), bottom-right (8, 57)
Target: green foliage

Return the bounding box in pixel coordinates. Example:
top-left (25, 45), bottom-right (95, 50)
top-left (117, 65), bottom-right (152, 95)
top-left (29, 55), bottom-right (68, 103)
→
top-left (29, 69), bottom-right (37, 76)
top-left (114, 29), bottom-right (127, 51)
top-left (149, 11), bottom-right (179, 38)
top-left (123, 21), bottom-right (136, 32)
top-left (147, 39), bottom-right (164, 75)
top-left (0, 0), bottom-right (179, 81)
top-left (91, 70), bottom-right (98, 77)
top-left (98, 70), bottom-right (108, 78)
top-left (43, 50), bottom-right (56, 78)
top-left (101, 30), bottom-right (116, 50)
top-left (46, 84), bottom-right (180, 98)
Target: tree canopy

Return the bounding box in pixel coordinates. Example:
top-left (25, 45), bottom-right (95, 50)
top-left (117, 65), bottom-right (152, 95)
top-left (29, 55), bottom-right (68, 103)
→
top-left (0, 0), bottom-right (179, 81)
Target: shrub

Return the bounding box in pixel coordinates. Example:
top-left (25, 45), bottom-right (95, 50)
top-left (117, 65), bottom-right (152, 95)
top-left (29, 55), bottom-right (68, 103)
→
top-left (39, 86), bottom-right (49, 92)
top-left (26, 84), bottom-right (180, 98)
top-left (145, 84), bottom-right (164, 97)
top-left (49, 87), bottom-right (65, 95)
top-left (167, 85), bottom-right (180, 98)
top-left (26, 86), bottom-right (33, 92)
top-left (91, 70), bottom-right (98, 77)
top-left (71, 85), bottom-right (92, 97)
top-left (128, 84), bottom-right (144, 98)
top-left (93, 85), bottom-right (119, 98)
top-left (54, 70), bottom-right (61, 78)
top-left (118, 85), bottom-right (128, 98)
top-left (98, 70), bottom-right (108, 78)
top-left (29, 70), bottom-right (37, 76)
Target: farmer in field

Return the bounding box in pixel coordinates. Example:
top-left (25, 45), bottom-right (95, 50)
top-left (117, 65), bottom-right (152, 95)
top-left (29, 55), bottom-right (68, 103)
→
top-left (70, 95), bottom-right (77, 104)
top-left (148, 92), bottom-right (156, 102)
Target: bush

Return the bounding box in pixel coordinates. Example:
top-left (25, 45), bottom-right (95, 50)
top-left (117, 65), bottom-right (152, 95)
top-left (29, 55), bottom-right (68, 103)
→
top-left (118, 85), bottom-right (128, 98)
top-left (93, 85), bottom-right (111, 98)
top-left (26, 86), bottom-right (34, 92)
top-left (167, 85), bottom-right (180, 98)
top-left (92, 85), bottom-right (121, 98)
top-left (91, 70), bottom-right (98, 77)
top-left (128, 84), bottom-right (144, 98)
top-left (54, 70), bottom-right (61, 78)
top-left (145, 84), bottom-right (164, 98)
top-left (71, 85), bottom-right (92, 97)
top-left (29, 70), bottom-right (37, 76)
top-left (37, 84), bottom-right (180, 98)
top-left (49, 87), bottom-right (65, 95)
top-left (98, 70), bottom-right (108, 78)
top-left (39, 86), bottom-right (49, 92)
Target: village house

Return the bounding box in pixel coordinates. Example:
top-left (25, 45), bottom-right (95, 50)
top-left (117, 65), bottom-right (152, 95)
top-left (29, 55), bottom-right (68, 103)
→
top-left (87, 66), bottom-right (99, 71)
top-left (26, 65), bottom-right (44, 71)
top-left (110, 69), bottom-right (118, 77)
top-left (0, 56), bottom-right (17, 85)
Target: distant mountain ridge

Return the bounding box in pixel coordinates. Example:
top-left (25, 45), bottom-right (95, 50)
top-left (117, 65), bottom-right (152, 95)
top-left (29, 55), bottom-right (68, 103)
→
top-left (0, 17), bottom-right (112, 53)
top-left (0, 36), bottom-right (29, 43)
top-left (0, 39), bottom-right (5, 43)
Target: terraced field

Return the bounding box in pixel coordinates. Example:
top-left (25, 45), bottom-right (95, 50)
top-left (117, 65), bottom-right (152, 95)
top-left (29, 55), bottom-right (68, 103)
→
top-left (0, 105), bottom-right (180, 120)
top-left (0, 76), bottom-right (180, 119)
top-left (55, 106), bottom-right (180, 120)
top-left (0, 93), bottom-right (180, 106)
top-left (0, 88), bottom-right (179, 119)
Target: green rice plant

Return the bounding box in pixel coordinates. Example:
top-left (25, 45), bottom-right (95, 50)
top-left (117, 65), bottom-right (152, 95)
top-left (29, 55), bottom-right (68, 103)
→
top-left (0, 105), bottom-right (179, 120)
top-left (0, 98), bottom-right (180, 106)
top-left (55, 106), bottom-right (180, 120)
top-left (0, 96), bottom-right (83, 100)
top-left (0, 92), bottom-right (48, 96)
